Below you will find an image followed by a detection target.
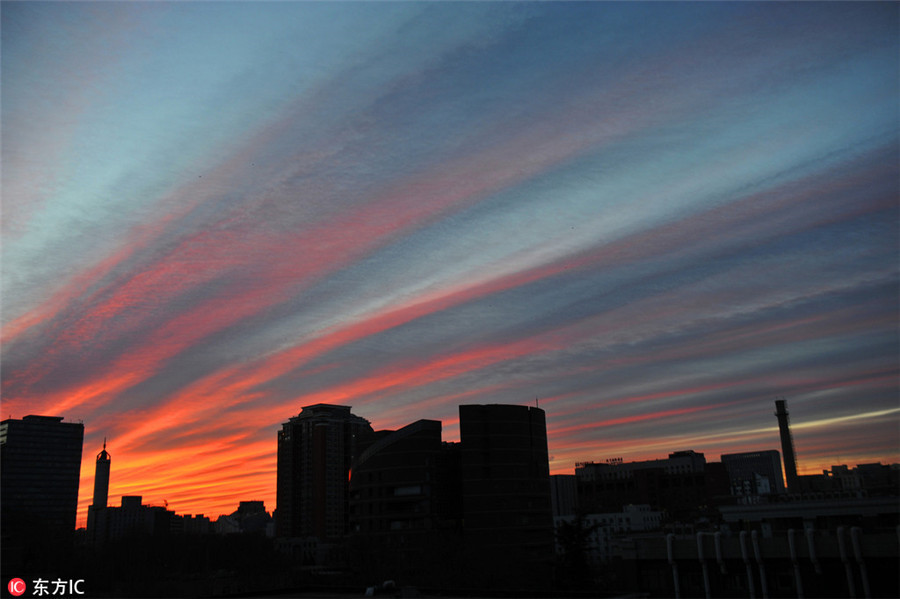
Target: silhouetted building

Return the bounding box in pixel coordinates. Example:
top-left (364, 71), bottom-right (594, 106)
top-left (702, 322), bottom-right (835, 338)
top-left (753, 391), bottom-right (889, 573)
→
top-left (349, 419), bottom-right (463, 586)
top-left (721, 450), bottom-right (785, 497)
top-left (459, 404), bottom-right (554, 590)
top-left (853, 462), bottom-right (900, 495)
top-left (794, 462), bottom-right (900, 496)
top-left (576, 450), bottom-right (726, 519)
top-left (91, 495), bottom-right (178, 541)
top-left (775, 398), bottom-right (800, 492)
top-left (215, 501), bottom-right (273, 536)
top-left (551, 474), bottom-right (578, 517)
top-left (0, 415), bottom-right (84, 540)
top-left (180, 513), bottom-right (211, 535)
top-left (87, 440), bottom-right (111, 544)
top-left (345, 405), bottom-right (555, 589)
top-left (276, 404), bottom-right (374, 542)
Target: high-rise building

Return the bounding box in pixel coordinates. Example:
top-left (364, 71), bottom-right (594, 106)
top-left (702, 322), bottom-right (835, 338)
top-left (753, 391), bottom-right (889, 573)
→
top-left (87, 440), bottom-right (111, 544)
top-left (276, 404), bottom-right (374, 540)
top-left (0, 415), bottom-right (84, 538)
top-left (349, 419), bottom-right (462, 586)
top-left (775, 399), bottom-right (800, 491)
top-left (458, 404), bottom-right (554, 590)
top-left (91, 439), bottom-right (111, 509)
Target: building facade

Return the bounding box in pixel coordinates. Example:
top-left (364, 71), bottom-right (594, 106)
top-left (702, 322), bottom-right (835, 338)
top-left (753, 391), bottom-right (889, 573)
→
top-left (275, 404), bottom-right (374, 540)
top-left (459, 404), bottom-right (554, 590)
top-left (276, 403), bottom-right (555, 589)
top-left (721, 450), bottom-right (785, 497)
top-left (348, 419), bottom-right (462, 586)
top-left (0, 415), bottom-right (84, 538)
top-left (550, 474), bottom-right (578, 517)
top-left (555, 504), bottom-right (663, 565)
top-left (576, 450), bottom-right (730, 519)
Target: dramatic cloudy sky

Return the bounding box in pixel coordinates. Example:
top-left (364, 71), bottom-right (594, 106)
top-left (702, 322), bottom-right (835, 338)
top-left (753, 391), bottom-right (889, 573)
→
top-left (3, 2), bottom-right (898, 525)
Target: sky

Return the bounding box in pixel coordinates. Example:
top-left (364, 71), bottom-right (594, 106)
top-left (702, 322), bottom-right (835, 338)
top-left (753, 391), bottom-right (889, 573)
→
top-left (2, 2), bottom-right (898, 527)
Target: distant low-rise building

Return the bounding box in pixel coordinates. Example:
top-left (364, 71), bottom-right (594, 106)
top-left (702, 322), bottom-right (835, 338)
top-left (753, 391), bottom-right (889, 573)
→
top-left (798, 462), bottom-right (900, 496)
top-left (555, 504), bottom-right (663, 564)
top-left (576, 450), bottom-right (727, 518)
top-left (721, 450), bottom-right (785, 497)
top-left (92, 495), bottom-right (178, 541)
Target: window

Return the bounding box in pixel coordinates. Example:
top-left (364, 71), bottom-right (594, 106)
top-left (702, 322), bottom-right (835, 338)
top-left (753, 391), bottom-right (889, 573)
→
top-left (394, 485), bottom-right (422, 497)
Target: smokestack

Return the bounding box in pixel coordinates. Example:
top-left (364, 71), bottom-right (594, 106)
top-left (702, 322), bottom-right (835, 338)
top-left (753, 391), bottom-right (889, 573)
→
top-left (775, 398), bottom-right (799, 492)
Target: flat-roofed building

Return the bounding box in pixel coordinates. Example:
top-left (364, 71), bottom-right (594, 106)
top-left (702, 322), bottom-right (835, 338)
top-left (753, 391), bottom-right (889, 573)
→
top-left (0, 415), bottom-right (84, 538)
top-left (721, 450), bottom-right (785, 496)
top-left (276, 404), bottom-right (374, 541)
top-left (349, 419), bottom-right (462, 586)
top-left (459, 404), bottom-right (554, 591)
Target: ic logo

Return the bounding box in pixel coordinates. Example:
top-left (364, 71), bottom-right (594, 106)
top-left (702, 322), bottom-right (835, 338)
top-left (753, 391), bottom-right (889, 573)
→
top-left (7, 578), bottom-right (26, 597)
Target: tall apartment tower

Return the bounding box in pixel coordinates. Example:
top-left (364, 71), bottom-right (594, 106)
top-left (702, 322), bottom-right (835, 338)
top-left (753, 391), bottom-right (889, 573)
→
top-left (775, 399), bottom-right (800, 492)
top-left (0, 416), bottom-right (84, 539)
top-left (459, 404), bottom-right (554, 590)
top-left (276, 404), bottom-right (374, 540)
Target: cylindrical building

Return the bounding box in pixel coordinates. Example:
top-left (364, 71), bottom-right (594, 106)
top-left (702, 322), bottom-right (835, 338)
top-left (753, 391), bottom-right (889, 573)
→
top-left (459, 404), bottom-right (554, 591)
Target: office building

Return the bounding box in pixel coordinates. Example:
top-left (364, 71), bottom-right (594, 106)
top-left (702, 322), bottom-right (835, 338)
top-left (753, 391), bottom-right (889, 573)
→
top-left (349, 419), bottom-right (462, 586)
top-left (276, 404), bottom-right (374, 540)
top-left (0, 415), bottom-right (84, 539)
top-left (459, 404), bottom-right (554, 590)
top-left (575, 450), bottom-right (727, 518)
top-left (93, 495), bottom-right (178, 541)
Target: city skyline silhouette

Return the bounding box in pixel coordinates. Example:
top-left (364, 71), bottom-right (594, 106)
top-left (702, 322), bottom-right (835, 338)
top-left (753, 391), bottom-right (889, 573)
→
top-left (3, 401), bottom-right (897, 598)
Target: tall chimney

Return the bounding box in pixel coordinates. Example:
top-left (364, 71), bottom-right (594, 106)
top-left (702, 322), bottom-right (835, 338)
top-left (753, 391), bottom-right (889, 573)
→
top-left (775, 399), bottom-right (799, 492)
